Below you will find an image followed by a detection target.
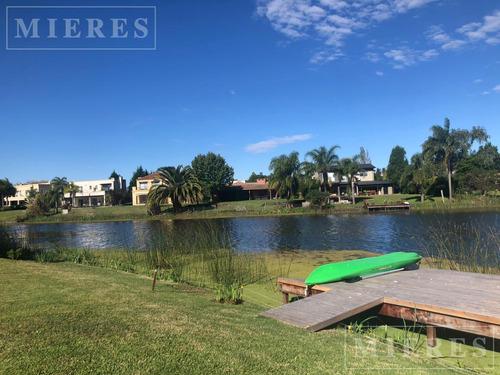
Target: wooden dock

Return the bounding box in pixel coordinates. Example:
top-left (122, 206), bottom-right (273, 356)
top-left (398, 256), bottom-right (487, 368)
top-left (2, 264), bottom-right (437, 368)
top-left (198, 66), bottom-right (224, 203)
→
top-left (261, 268), bottom-right (500, 346)
top-left (364, 204), bottom-right (411, 212)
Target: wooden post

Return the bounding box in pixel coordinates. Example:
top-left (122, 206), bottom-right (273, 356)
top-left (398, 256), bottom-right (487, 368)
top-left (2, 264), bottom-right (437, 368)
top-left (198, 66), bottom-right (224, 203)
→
top-left (427, 325), bottom-right (437, 347)
top-left (282, 292), bottom-right (289, 305)
top-left (152, 266), bottom-right (158, 291)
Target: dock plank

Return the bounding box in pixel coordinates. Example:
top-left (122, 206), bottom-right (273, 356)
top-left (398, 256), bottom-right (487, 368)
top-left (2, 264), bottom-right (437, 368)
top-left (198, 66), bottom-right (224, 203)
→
top-left (262, 268), bottom-right (500, 333)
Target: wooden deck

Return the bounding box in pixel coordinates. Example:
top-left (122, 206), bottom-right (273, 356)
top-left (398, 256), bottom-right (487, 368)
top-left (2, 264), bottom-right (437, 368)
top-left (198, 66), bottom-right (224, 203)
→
top-left (261, 268), bottom-right (500, 345)
top-left (364, 204), bottom-right (411, 211)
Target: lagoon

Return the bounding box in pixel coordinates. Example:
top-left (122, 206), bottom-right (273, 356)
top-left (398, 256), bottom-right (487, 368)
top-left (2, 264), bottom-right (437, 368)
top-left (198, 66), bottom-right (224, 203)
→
top-left (6, 210), bottom-right (500, 254)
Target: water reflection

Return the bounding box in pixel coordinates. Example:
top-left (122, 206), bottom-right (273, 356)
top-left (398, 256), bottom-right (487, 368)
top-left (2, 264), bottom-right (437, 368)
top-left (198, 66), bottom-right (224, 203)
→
top-left (5, 210), bottom-right (500, 254)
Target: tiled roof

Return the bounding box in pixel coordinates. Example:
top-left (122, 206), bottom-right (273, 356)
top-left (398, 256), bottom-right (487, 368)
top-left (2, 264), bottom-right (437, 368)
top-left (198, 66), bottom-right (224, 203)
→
top-left (137, 173), bottom-right (161, 181)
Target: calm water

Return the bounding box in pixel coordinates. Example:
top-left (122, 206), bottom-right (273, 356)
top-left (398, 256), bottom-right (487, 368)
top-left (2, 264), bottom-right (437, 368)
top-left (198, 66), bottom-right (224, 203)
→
top-left (6, 211), bottom-right (500, 254)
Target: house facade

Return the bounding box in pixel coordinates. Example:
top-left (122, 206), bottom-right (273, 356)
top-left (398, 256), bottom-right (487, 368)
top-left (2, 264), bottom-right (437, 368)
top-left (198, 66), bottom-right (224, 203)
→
top-left (65, 177), bottom-right (127, 207)
top-left (132, 173), bottom-right (162, 205)
top-left (316, 163), bottom-right (394, 197)
top-left (221, 179), bottom-right (272, 201)
top-left (6, 182), bottom-right (51, 207)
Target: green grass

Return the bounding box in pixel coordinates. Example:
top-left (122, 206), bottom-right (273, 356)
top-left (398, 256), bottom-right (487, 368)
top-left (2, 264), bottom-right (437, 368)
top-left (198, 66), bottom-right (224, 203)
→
top-left (0, 259), bottom-right (460, 374)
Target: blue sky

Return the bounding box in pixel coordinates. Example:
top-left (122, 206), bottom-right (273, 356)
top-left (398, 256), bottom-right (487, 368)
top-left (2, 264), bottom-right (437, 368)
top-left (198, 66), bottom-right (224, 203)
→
top-left (1, 0), bottom-right (500, 184)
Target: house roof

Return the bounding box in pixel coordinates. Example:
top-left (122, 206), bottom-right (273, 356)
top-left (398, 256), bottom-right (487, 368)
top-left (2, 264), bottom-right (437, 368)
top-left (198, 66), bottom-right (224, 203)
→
top-left (359, 163), bottom-right (375, 170)
top-left (231, 181), bottom-right (269, 191)
top-left (137, 173), bottom-right (161, 181)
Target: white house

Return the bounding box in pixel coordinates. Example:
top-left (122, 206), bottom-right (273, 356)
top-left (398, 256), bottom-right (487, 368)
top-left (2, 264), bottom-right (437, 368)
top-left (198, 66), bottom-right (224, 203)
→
top-left (65, 177), bottom-right (127, 207)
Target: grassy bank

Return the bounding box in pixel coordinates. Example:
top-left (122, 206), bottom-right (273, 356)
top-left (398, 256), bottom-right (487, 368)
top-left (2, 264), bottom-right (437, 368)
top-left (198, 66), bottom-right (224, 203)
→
top-left (0, 259), bottom-right (461, 374)
top-left (2, 194), bottom-right (500, 224)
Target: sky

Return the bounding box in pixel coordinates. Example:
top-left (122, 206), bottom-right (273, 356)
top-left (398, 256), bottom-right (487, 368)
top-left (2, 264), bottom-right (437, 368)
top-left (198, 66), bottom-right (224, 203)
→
top-left (1, 0), bottom-right (500, 184)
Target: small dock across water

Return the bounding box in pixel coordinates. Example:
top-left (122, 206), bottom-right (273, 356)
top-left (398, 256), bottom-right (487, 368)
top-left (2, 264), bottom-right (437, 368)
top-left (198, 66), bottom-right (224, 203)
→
top-left (261, 268), bottom-right (500, 346)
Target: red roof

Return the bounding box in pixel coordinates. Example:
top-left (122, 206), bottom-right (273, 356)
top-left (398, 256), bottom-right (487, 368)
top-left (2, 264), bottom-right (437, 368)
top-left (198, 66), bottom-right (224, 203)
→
top-left (137, 173), bottom-right (161, 181)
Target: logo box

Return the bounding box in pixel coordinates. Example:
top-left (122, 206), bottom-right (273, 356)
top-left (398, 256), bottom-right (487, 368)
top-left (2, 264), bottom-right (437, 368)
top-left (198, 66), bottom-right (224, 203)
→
top-left (6, 6), bottom-right (156, 50)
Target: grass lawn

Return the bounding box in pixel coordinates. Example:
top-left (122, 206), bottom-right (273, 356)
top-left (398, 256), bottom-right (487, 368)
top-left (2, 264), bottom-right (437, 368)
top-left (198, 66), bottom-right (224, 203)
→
top-left (0, 259), bottom-right (460, 374)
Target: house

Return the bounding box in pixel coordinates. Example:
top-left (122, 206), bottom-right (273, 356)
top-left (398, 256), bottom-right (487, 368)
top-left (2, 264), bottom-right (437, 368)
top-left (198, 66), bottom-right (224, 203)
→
top-left (65, 177), bottom-right (127, 207)
top-left (315, 163), bottom-right (394, 197)
top-left (220, 179), bottom-right (273, 201)
top-left (131, 173), bottom-right (162, 205)
top-left (6, 182), bottom-right (51, 207)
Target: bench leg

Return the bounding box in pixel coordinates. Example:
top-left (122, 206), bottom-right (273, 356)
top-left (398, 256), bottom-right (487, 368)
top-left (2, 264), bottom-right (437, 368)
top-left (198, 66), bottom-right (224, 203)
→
top-left (282, 292), bottom-right (289, 305)
top-left (427, 325), bottom-right (437, 347)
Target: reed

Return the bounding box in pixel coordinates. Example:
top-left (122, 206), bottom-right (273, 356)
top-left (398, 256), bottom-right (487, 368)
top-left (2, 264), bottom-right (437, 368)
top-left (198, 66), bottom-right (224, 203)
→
top-left (416, 220), bottom-right (500, 274)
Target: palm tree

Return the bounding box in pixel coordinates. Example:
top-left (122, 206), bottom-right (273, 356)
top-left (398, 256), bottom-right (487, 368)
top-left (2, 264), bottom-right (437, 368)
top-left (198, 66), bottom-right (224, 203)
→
top-left (64, 182), bottom-right (79, 208)
top-left (410, 153), bottom-right (427, 203)
top-left (338, 156), bottom-right (360, 205)
top-left (147, 165), bottom-right (203, 214)
top-left (303, 145), bottom-right (340, 192)
top-left (268, 152), bottom-right (301, 201)
top-left (50, 177), bottom-right (68, 213)
top-left (422, 118), bottom-right (489, 201)
top-left (0, 178), bottom-right (16, 208)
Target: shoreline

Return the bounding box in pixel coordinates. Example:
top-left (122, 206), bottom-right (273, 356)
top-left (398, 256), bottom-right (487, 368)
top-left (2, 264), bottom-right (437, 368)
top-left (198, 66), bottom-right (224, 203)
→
top-left (2, 204), bottom-right (500, 225)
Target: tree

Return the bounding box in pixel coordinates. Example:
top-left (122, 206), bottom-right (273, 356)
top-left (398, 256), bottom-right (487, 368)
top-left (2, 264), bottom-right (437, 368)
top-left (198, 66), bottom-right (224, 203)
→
top-left (50, 177), bottom-right (68, 213)
top-left (109, 170), bottom-right (121, 180)
top-left (455, 143), bottom-right (500, 194)
top-left (191, 152), bottom-right (234, 201)
top-left (359, 147), bottom-right (372, 164)
top-left (303, 145), bottom-right (340, 192)
top-left (268, 152), bottom-right (301, 200)
top-left (247, 172), bottom-right (268, 183)
top-left (422, 118), bottom-right (489, 201)
top-left (386, 146), bottom-right (408, 193)
top-left (147, 165), bottom-right (203, 214)
top-left (410, 153), bottom-right (428, 202)
top-left (64, 182), bottom-right (79, 207)
top-left (0, 178), bottom-right (16, 208)
top-left (129, 166), bottom-right (149, 191)
top-left (338, 156), bottom-right (360, 204)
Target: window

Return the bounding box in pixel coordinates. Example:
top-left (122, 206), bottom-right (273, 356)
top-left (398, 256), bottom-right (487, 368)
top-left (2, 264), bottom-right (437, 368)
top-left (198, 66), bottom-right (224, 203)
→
top-left (140, 182), bottom-right (148, 190)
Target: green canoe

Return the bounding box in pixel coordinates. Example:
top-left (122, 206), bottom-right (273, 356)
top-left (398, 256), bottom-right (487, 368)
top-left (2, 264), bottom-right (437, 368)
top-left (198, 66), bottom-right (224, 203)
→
top-left (305, 252), bottom-right (421, 286)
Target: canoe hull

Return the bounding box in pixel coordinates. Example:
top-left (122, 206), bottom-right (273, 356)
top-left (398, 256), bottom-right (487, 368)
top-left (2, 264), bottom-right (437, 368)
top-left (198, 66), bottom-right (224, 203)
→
top-left (305, 252), bottom-right (421, 286)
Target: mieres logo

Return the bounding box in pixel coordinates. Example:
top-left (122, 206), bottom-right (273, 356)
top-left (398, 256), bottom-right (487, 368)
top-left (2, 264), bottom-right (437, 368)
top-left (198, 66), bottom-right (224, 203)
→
top-left (6, 6), bottom-right (156, 50)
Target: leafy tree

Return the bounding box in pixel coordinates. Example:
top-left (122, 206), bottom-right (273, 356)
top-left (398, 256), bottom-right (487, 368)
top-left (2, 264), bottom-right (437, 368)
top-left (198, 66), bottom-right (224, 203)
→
top-left (386, 146), bottom-right (408, 193)
top-left (147, 165), bottom-right (203, 214)
top-left (338, 157), bottom-right (360, 204)
top-left (247, 172), bottom-right (268, 182)
top-left (422, 118), bottom-right (489, 201)
top-left (359, 147), bottom-right (372, 164)
top-left (302, 145), bottom-right (340, 192)
top-left (268, 152), bottom-right (301, 200)
top-left (25, 193), bottom-right (49, 218)
top-left (455, 143), bottom-right (500, 194)
top-left (50, 177), bottom-right (68, 213)
top-left (0, 178), bottom-right (16, 208)
top-left (129, 166), bottom-right (149, 191)
top-left (191, 152), bottom-right (234, 201)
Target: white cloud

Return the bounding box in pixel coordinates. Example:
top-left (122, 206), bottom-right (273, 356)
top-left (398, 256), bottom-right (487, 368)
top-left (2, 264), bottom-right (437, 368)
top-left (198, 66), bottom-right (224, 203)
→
top-left (441, 39), bottom-right (467, 51)
top-left (376, 71), bottom-right (384, 76)
top-left (257, 0), bottom-right (438, 63)
top-left (457, 10), bottom-right (500, 43)
top-left (384, 47), bottom-right (437, 68)
top-left (245, 134), bottom-right (312, 153)
top-left (229, 90), bottom-right (236, 95)
top-left (364, 51), bottom-right (380, 63)
top-left (473, 79), bottom-right (482, 84)
top-left (426, 25), bottom-right (450, 44)
top-left (493, 85), bottom-right (500, 92)
top-left (310, 49), bottom-right (343, 64)
top-left (482, 91), bottom-right (491, 95)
